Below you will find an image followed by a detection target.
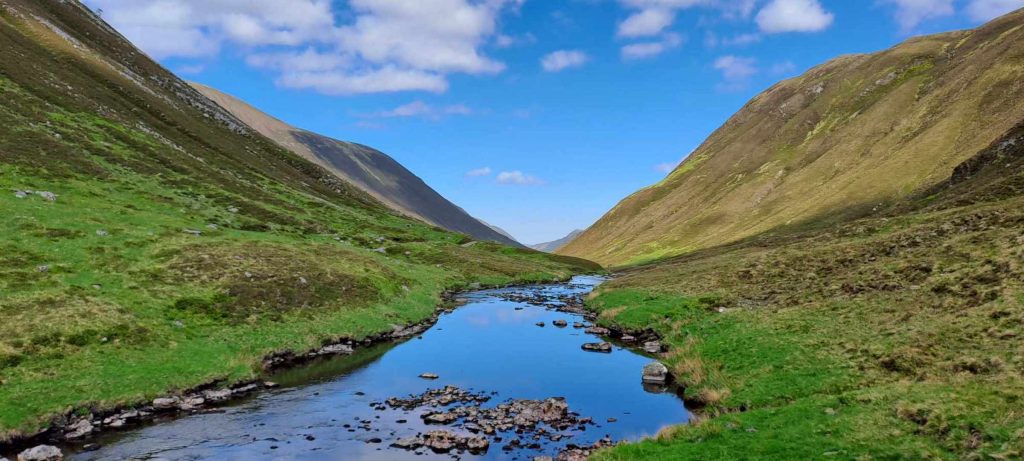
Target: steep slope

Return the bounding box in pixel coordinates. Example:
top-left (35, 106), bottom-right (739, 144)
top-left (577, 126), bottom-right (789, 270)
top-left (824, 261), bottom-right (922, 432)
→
top-left (589, 113), bottom-right (1024, 460)
top-left (561, 9), bottom-right (1024, 266)
top-left (0, 0), bottom-right (596, 441)
top-left (191, 83), bottom-right (522, 247)
top-left (531, 230), bottom-right (584, 253)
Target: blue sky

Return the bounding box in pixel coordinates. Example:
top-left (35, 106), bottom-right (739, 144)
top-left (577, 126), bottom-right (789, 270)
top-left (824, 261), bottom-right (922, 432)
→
top-left (84, 0), bottom-right (1024, 244)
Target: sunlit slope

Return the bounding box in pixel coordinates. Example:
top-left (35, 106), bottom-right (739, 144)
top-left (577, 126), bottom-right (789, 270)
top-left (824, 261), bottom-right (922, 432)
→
top-left (0, 0), bottom-right (596, 437)
top-left (192, 83), bottom-right (522, 247)
top-left (561, 8), bottom-right (1024, 266)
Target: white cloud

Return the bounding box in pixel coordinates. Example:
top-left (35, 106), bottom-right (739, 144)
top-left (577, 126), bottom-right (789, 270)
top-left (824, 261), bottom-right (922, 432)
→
top-left (84, 0), bottom-right (522, 95)
top-left (966, 0), bottom-right (1024, 22)
top-left (755, 0), bottom-right (834, 33)
top-left (466, 167), bottom-right (493, 177)
top-left (369, 100), bottom-right (475, 120)
top-left (618, 8), bottom-right (676, 38)
top-left (495, 32), bottom-right (537, 48)
top-left (541, 50), bottom-right (589, 72)
top-left (621, 33), bottom-right (684, 60)
top-left (714, 55), bottom-right (758, 91)
top-left (496, 170), bottom-right (544, 185)
top-left (880, 0), bottom-right (954, 31)
top-left (277, 67), bottom-right (449, 95)
top-left (714, 55), bottom-right (758, 80)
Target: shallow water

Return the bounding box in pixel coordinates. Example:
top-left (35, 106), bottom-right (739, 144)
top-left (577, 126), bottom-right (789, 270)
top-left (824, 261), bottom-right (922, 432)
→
top-left (71, 276), bottom-right (688, 460)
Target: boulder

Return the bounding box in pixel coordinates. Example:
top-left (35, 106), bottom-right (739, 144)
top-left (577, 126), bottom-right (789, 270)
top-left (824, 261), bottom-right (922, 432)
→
top-left (642, 362), bottom-right (670, 384)
top-left (582, 342), bottom-right (612, 353)
top-left (202, 388), bottom-right (233, 402)
top-left (552, 320), bottom-right (568, 328)
top-left (17, 445), bottom-right (62, 461)
top-left (14, 190), bottom-right (28, 199)
top-left (536, 322), bottom-right (545, 327)
top-left (419, 373), bottom-right (440, 380)
top-left (64, 419), bottom-right (93, 439)
top-left (643, 341), bottom-right (663, 354)
top-left (152, 397), bottom-right (180, 410)
top-left (621, 335), bottom-right (636, 343)
top-left (572, 322), bottom-right (584, 329)
top-left (584, 326), bottom-right (611, 336)
top-left (35, 191), bottom-right (57, 202)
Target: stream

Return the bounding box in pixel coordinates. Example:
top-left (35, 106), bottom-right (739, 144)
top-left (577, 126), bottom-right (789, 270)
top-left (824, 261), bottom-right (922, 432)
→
top-left (69, 276), bottom-right (689, 460)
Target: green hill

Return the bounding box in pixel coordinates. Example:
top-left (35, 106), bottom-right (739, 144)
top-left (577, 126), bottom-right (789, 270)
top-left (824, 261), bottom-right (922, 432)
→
top-left (561, 9), bottom-right (1024, 267)
top-left (0, 0), bottom-right (597, 440)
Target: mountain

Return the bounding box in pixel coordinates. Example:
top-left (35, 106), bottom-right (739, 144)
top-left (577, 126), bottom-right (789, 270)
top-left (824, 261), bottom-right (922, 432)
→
top-left (0, 0), bottom-right (595, 440)
top-left (530, 230), bottom-right (584, 253)
top-left (560, 9), bottom-right (1024, 266)
top-left (191, 83), bottom-right (521, 247)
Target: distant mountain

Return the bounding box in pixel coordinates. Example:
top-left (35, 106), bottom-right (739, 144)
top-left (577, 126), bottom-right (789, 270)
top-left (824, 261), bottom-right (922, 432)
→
top-left (192, 83), bottom-right (521, 247)
top-left (560, 8), bottom-right (1024, 266)
top-left (480, 220), bottom-right (521, 243)
top-left (531, 230), bottom-right (584, 253)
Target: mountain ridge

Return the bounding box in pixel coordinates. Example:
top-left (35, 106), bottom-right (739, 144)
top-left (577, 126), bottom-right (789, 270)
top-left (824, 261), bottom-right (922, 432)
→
top-left (530, 229), bottom-right (584, 253)
top-left (190, 82), bottom-right (522, 247)
top-left (560, 9), bottom-right (1024, 266)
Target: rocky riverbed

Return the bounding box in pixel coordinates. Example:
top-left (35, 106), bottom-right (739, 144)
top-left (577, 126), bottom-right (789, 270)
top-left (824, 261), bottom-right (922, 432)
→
top-left (25, 275), bottom-right (688, 460)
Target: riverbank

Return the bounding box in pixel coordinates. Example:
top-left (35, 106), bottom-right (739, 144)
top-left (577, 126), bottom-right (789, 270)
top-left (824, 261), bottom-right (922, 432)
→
top-left (33, 276), bottom-right (684, 461)
top-left (0, 205), bottom-right (600, 451)
top-left (584, 193), bottom-right (1024, 459)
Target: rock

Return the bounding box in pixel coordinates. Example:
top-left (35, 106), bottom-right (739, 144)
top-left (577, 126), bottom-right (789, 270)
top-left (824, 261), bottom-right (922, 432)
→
top-left (621, 335), bottom-right (636, 343)
top-left (572, 322), bottom-right (584, 329)
top-left (556, 449), bottom-right (590, 461)
top-left (642, 362), bottom-right (670, 384)
top-left (202, 388), bottom-right (233, 402)
top-left (95, 229), bottom-right (108, 237)
top-left (64, 419), bottom-right (93, 439)
top-left (205, 224), bottom-right (218, 230)
top-left (183, 229), bottom-right (203, 236)
top-left (582, 342), bottom-right (613, 353)
top-left (536, 322), bottom-right (545, 327)
top-left (553, 320), bottom-right (568, 328)
top-left (534, 457), bottom-right (554, 461)
top-left (319, 344), bottom-right (354, 355)
top-left (643, 341), bottom-right (663, 354)
top-left (607, 417), bottom-right (618, 422)
top-left (421, 430), bottom-right (459, 453)
top-left (36, 191), bottom-right (57, 202)
top-left (152, 397), bottom-right (180, 410)
top-left (14, 190), bottom-right (28, 199)
top-left (423, 412), bottom-right (459, 424)
top-left (585, 326), bottom-right (611, 336)
top-left (465, 435), bottom-right (490, 453)
top-left (17, 445), bottom-right (62, 461)
top-left (391, 437), bottom-right (421, 450)
top-left (372, 247), bottom-right (387, 254)
top-left (36, 265), bottom-right (50, 273)
top-left (179, 396), bottom-right (205, 410)
top-left (419, 373), bottom-right (440, 380)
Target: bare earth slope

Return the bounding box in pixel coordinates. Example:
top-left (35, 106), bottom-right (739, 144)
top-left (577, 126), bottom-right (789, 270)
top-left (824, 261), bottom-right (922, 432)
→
top-left (192, 83), bottom-right (522, 247)
top-left (561, 9), bottom-right (1024, 266)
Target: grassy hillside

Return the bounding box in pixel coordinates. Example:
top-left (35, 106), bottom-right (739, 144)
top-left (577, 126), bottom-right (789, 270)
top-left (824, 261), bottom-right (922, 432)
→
top-left (191, 83), bottom-right (523, 247)
top-left (589, 122), bottom-right (1024, 459)
top-left (0, 0), bottom-right (597, 440)
top-left (561, 9), bottom-right (1024, 266)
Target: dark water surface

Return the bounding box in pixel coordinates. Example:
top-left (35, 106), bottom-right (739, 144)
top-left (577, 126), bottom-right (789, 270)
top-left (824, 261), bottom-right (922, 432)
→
top-left (72, 276), bottom-right (688, 460)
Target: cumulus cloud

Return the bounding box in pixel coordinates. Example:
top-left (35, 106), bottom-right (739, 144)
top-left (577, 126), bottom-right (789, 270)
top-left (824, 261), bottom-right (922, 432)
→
top-left (541, 50), bottom-right (589, 72)
top-left (617, 8), bottom-right (676, 38)
top-left (496, 170), bottom-right (544, 185)
top-left (755, 0), bottom-right (834, 33)
top-left (880, 0), bottom-right (954, 31)
top-left (621, 33), bottom-right (684, 60)
top-left (714, 55), bottom-right (758, 91)
top-left (966, 0), bottom-right (1024, 22)
top-left (466, 167), bottom-right (493, 177)
top-left (84, 0), bottom-right (522, 95)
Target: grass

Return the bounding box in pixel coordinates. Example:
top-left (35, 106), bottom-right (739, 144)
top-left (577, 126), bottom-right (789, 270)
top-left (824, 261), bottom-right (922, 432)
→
top-left (0, 4), bottom-right (600, 442)
top-left (587, 176), bottom-right (1024, 459)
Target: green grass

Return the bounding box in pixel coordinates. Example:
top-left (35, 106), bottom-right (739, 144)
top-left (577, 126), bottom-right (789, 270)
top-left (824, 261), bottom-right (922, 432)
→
top-left (0, 11), bottom-right (600, 440)
top-left (587, 181), bottom-right (1024, 459)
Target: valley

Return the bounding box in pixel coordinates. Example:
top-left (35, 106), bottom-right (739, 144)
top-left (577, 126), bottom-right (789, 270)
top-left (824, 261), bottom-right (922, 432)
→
top-left (2, 0), bottom-right (1023, 460)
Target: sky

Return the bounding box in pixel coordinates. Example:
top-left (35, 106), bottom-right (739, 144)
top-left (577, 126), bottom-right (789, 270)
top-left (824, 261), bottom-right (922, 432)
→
top-left (82, 0), bottom-right (1024, 244)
